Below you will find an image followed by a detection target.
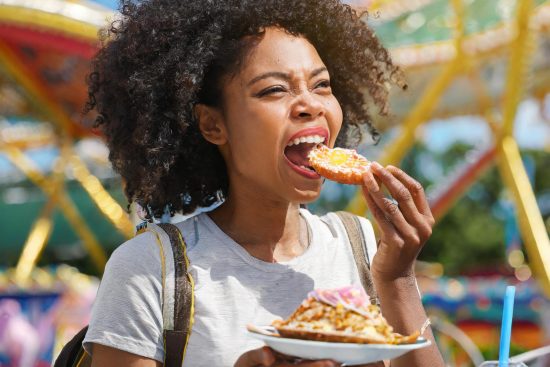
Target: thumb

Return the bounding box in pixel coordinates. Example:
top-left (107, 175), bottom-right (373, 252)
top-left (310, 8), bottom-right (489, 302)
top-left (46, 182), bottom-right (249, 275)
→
top-left (234, 346), bottom-right (276, 367)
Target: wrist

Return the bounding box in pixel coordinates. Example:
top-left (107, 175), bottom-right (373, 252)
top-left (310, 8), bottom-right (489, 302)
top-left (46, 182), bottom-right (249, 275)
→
top-left (372, 271), bottom-right (419, 300)
top-left (371, 265), bottom-right (416, 285)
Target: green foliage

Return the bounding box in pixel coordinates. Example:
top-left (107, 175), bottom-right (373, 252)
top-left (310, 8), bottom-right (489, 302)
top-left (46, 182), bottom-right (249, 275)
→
top-left (400, 143), bottom-right (549, 275)
top-left (530, 150), bottom-right (550, 193)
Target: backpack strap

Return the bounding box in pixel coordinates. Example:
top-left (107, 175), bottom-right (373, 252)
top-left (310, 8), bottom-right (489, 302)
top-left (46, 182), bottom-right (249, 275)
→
top-left (52, 325), bottom-right (91, 367)
top-left (157, 223), bottom-right (195, 367)
top-left (335, 211), bottom-right (379, 305)
top-left (140, 222), bottom-right (195, 367)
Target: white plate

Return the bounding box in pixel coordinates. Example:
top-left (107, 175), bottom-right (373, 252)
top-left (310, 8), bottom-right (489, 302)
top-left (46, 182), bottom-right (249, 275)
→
top-left (248, 326), bottom-right (431, 366)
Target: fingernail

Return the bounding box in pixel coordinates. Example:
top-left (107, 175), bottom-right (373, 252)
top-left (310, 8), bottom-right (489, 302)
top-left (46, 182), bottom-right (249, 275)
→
top-left (372, 161), bottom-right (383, 170)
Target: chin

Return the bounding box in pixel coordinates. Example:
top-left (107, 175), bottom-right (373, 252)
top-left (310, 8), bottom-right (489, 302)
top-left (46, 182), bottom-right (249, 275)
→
top-left (291, 186), bottom-right (322, 204)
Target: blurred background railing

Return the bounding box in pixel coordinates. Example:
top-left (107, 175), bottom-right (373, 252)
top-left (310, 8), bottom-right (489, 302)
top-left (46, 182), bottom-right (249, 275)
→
top-left (0, 0), bottom-right (549, 365)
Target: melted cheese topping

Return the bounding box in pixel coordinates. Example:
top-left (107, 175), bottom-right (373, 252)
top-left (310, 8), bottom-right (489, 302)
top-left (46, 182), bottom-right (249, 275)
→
top-left (308, 146), bottom-right (370, 184)
top-left (327, 150), bottom-right (350, 166)
top-left (274, 298), bottom-right (393, 342)
top-left (309, 147), bottom-right (368, 170)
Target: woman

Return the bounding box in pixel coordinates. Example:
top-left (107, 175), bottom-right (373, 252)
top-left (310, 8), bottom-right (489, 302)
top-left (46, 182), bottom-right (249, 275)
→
top-left (83, 0), bottom-right (445, 366)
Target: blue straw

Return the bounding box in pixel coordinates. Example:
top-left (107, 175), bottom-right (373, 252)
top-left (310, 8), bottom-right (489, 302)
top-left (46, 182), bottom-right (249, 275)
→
top-left (498, 286), bottom-right (516, 367)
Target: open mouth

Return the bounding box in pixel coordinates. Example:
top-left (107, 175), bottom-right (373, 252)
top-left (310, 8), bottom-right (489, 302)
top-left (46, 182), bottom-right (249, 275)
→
top-left (284, 134), bottom-right (325, 176)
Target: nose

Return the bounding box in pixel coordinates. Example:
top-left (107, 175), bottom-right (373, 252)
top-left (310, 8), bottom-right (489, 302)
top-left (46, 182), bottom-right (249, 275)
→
top-left (291, 92), bottom-right (325, 121)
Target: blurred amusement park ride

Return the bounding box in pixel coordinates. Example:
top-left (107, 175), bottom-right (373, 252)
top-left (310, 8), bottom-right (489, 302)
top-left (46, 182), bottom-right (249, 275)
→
top-left (0, 0), bottom-right (549, 365)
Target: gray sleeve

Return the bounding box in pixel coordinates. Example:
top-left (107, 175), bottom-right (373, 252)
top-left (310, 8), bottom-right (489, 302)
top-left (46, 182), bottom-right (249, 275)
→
top-left (83, 232), bottom-right (164, 362)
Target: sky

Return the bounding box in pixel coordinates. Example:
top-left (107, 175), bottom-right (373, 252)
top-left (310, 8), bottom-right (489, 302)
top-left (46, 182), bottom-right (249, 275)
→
top-left (89, 0), bottom-right (118, 9)
top-left (420, 98), bottom-right (550, 152)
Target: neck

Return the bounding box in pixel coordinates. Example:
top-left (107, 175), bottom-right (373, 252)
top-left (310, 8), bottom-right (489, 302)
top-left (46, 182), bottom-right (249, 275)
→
top-left (208, 186), bottom-right (306, 263)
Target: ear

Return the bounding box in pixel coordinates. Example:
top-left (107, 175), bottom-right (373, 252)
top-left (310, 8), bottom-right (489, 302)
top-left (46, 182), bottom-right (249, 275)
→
top-left (195, 104), bottom-right (227, 145)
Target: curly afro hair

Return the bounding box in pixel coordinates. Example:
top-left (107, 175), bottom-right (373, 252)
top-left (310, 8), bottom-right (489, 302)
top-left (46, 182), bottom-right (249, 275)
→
top-left (86, 0), bottom-right (405, 219)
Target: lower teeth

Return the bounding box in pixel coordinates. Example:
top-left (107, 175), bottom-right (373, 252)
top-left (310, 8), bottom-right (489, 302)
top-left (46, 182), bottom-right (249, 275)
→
top-left (300, 165), bottom-right (315, 172)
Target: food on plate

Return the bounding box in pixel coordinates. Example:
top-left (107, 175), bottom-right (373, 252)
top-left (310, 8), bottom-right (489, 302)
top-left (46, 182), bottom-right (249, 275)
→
top-left (308, 145), bottom-right (370, 185)
top-left (272, 285), bottom-right (421, 344)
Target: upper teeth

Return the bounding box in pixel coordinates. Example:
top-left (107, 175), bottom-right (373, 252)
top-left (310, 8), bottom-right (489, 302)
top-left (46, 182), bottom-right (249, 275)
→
top-left (287, 135), bottom-right (325, 147)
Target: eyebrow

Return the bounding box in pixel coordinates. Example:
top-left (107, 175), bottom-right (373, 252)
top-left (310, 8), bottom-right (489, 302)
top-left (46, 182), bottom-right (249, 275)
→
top-left (310, 66), bottom-right (328, 79)
top-left (246, 66), bottom-right (329, 87)
top-left (247, 71), bottom-right (290, 86)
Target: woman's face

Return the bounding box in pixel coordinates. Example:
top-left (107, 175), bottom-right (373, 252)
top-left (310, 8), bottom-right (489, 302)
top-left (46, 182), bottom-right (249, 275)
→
top-left (214, 27), bottom-right (343, 204)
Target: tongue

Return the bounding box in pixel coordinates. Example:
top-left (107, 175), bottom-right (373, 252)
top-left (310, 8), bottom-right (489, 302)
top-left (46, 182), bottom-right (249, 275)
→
top-left (285, 143), bottom-right (316, 168)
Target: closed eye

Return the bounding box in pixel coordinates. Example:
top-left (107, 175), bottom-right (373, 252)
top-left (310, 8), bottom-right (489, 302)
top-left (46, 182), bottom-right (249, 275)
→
top-left (314, 80), bottom-right (331, 90)
top-left (255, 85), bottom-right (287, 97)
top-left (313, 79), bottom-right (332, 95)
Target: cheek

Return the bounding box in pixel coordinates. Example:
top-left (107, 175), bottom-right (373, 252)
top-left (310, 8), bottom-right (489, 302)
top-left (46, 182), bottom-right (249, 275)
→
top-left (326, 96), bottom-right (343, 143)
top-left (226, 108), bottom-right (282, 164)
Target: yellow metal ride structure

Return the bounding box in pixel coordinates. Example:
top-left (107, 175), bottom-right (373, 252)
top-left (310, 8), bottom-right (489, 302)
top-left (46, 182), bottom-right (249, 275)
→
top-left (0, 0), bottom-right (133, 282)
top-left (347, 0), bottom-right (550, 296)
top-left (0, 0), bottom-right (549, 297)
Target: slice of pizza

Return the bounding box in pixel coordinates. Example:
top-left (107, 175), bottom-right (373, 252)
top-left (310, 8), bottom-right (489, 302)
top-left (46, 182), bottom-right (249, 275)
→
top-left (308, 145), bottom-right (370, 185)
top-left (272, 285), bottom-right (421, 344)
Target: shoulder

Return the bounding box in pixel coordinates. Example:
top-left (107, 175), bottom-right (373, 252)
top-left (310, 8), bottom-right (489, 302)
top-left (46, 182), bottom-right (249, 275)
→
top-left (107, 230), bottom-right (162, 270)
top-left (116, 214), bottom-right (198, 262)
top-left (101, 223), bottom-right (190, 289)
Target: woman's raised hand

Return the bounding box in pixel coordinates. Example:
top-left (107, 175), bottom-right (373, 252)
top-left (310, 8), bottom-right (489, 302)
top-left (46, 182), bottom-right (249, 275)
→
top-left (361, 162), bottom-right (435, 281)
top-left (234, 347), bottom-right (385, 366)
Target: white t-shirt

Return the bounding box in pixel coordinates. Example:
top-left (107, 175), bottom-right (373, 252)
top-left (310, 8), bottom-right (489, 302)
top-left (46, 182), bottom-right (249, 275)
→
top-left (83, 209), bottom-right (378, 366)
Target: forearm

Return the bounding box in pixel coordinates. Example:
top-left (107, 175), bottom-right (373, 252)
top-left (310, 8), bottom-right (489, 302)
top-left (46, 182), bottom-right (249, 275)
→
top-left (374, 275), bottom-right (444, 367)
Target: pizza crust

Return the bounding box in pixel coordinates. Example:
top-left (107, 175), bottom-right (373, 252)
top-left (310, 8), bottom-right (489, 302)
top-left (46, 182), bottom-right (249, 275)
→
top-left (272, 294), bottom-right (421, 345)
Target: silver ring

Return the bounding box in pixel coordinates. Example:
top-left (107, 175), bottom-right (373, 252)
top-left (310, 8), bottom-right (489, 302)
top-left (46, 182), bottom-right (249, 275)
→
top-left (383, 197), bottom-right (399, 223)
top-left (388, 197), bottom-right (399, 206)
